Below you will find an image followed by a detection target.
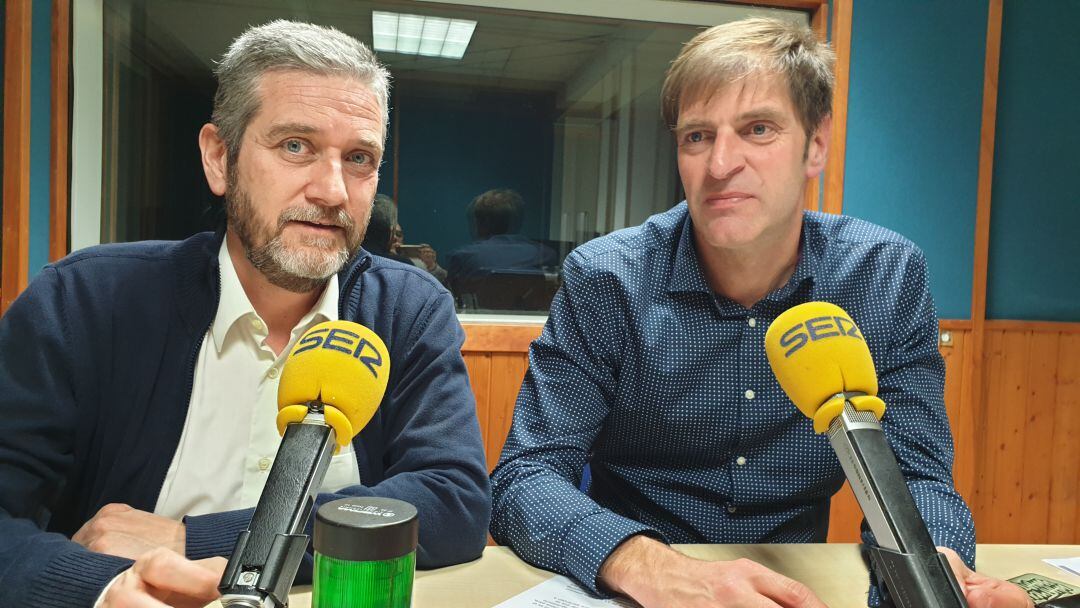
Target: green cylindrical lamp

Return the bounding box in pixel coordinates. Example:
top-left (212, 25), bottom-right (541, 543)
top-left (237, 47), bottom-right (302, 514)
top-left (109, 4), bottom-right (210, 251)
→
top-left (313, 497), bottom-right (419, 608)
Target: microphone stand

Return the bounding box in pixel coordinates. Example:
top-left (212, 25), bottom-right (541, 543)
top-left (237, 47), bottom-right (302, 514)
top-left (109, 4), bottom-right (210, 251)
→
top-left (219, 401), bottom-right (337, 608)
top-left (827, 393), bottom-right (968, 608)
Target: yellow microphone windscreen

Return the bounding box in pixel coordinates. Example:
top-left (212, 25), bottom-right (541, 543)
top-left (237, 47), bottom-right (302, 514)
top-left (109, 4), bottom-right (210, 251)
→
top-left (276, 320), bottom-right (390, 447)
top-left (764, 302), bottom-right (881, 430)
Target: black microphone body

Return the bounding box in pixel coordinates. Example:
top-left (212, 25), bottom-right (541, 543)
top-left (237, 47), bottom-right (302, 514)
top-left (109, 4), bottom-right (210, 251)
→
top-left (829, 395), bottom-right (967, 608)
top-left (219, 407), bottom-right (336, 608)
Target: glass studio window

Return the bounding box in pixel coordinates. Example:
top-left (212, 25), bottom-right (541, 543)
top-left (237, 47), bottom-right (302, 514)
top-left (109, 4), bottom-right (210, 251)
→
top-left (93, 0), bottom-right (804, 316)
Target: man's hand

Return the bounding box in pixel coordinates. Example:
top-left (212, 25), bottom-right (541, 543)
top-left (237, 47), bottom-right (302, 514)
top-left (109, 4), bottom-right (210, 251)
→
top-left (600, 535), bottom-right (827, 608)
top-left (73, 503), bottom-right (185, 560)
top-left (100, 548), bottom-right (225, 608)
top-left (939, 546), bottom-right (1034, 608)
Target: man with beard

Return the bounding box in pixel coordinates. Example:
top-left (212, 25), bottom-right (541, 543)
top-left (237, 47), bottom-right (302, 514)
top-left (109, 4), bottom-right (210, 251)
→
top-left (0, 20), bottom-right (489, 608)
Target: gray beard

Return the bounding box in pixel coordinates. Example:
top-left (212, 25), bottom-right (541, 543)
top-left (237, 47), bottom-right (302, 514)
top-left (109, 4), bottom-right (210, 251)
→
top-left (224, 177), bottom-right (366, 294)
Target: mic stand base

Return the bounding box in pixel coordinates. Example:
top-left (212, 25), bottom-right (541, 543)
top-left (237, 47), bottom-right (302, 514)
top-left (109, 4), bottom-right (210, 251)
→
top-left (867, 545), bottom-right (968, 608)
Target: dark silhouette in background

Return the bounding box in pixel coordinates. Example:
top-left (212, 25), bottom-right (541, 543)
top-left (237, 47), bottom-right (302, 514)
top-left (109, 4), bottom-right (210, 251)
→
top-left (363, 194), bottom-right (447, 283)
top-left (362, 194), bottom-right (413, 264)
top-left (447, 189), bottom-right (559, 311)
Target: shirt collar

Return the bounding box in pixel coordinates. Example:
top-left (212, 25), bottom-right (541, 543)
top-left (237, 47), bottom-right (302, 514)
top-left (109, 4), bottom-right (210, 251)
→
top-left (667, 208), bottom-right (712, 294)
top-left (666, 207), bottom-right (822, 304)
top-left (211, 239), bottom-right (339, 353)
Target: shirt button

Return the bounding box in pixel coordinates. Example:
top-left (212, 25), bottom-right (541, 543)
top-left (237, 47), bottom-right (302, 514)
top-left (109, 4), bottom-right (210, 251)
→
top-left (736, 456), bottom-right (747, 466)
top-left (267, 367), bottom-right (280, 379)
top-left (748, 317), bottom-right (757, 328)
top-left (250, 318), bottom-right (265, 332)
top-left (744, 389), bottom-right (755, 400)
top-left (726, 503), bottom-right (737, 514)
top-left (258, 457), bottom-right (272, 471)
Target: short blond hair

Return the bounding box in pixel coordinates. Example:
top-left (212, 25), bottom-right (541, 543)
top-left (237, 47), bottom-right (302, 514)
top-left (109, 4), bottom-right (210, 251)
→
top-left (661, 18), bottom-right (834, 137)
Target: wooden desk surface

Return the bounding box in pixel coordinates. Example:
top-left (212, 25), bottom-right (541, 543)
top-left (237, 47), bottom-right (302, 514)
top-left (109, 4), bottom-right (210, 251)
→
top-left (217, 544), bottom-right (1080, 608)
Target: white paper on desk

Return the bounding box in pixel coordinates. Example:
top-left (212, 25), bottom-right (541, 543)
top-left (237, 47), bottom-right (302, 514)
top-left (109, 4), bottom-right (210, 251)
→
top-left (492, 575), bottom-right (639, 608)
top-left (1044, 557), bottom-right (1080, 578)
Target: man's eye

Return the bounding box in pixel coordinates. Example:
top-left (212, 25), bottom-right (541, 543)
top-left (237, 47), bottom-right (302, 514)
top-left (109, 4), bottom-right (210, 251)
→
top-left (283, 140), bottom-right (304, 153)
top-left (750, 124), bottom-right (770, 136)
top-left (347, 152), bottom-right (370, 165)
top-left (687, 131), bottom-right (704, 143)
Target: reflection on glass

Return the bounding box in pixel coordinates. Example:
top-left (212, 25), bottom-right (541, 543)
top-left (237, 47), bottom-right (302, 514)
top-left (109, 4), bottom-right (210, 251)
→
top-left (99, 0), bottom-right (795, 315)
top-left (448, 189), bottom-right (559, 312)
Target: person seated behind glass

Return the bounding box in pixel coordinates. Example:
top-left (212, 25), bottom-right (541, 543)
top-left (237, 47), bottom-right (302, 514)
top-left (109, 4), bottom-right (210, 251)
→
top-left (363, 194), bottom-right (416, 265)
top-left (447, 188), bottom-right (558, 284)
top-left (0, 20), bottom-right (489, 608)
top-left (364, 194), bottom-right (448, 283)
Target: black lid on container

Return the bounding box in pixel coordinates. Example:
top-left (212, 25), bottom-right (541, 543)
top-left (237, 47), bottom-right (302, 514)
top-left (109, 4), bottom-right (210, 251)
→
top-left (314, 497), bottom-right (419, 562)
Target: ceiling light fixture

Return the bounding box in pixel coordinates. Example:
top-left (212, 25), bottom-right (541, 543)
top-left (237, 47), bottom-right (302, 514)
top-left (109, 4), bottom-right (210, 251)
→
top-left (372, 11), bottom-right (477, 60)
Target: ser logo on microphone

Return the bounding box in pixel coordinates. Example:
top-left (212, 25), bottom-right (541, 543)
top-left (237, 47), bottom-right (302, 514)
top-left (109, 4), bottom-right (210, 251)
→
top-left (779, 315), bottom-right (864, 358)
top-left (294, 327), bottom-right (384, 378)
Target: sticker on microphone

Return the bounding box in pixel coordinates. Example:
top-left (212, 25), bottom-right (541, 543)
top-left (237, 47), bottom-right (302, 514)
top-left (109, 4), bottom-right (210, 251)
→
top-left (1007, 573), bottom-right (1080, 603)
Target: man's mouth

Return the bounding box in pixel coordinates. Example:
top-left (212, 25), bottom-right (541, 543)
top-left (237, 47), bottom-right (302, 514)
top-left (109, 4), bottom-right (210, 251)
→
top-left (287, 220), bottom-right (345, 239)
top-left (703, 192), bottom-right (755, 207)
top-left (292, 219), bottom-right (341, 229)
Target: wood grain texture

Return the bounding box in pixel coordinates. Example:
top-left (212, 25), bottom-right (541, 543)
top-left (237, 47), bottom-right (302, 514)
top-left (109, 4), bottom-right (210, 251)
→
top-left (1017, 331), bottom-right (1058, 542)
top-left (486, 353), bottom-right (527, 471)
top-left (3, 0), bottom-right (33, 314)
top-left (986, 319), bottom-right (1080, 334)
top-left (1048, 334), bottom-right (1079, 542)
top-left (989, 331), bottom-right (1029, 542)
top-left (49, 0), bottom-right (70, 262)
top-left (461, 323), bottom-right (543, 353)
top-left (463, 352), bottom-right (493, 469)
top-left (962, 0), bottom-right (1004, 508)
top-left (822, 0), bottom-right (851, 215)
top-left (971, 327), bottom-right (1080, 543)
top-left (942, 328), bottom-right (975, 501)
top-left (826, 483), bottom-right (861, 542)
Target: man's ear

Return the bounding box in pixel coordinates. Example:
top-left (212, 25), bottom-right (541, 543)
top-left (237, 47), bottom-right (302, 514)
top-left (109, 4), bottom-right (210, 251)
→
top-left (805, 114), bottom-right (832, 178)
top-left (199, 123), bottom-right (229, 196)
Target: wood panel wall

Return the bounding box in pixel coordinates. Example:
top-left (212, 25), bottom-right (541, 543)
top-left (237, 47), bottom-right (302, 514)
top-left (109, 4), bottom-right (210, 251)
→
top-left (3, 0), bottom-right (34, 315)
top-left (463, 321), bottom-right (1080, 545)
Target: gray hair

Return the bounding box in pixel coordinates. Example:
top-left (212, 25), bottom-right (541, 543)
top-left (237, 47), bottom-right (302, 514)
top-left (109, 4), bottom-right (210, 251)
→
top-left (212, 19), bottom-right (391, 164)
top-left (661, 17), bottom-right (834, 137)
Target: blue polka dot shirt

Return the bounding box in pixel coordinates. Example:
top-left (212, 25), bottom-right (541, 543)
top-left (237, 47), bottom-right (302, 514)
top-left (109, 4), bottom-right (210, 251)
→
top-left (490, 203), bottom-right (975, 605)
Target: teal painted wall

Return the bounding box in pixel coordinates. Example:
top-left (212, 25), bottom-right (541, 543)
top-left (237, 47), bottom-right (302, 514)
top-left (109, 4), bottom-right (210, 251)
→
top-left (986, 0), bottom-right (1080, 322)
top-left (842, 2), bottom-right (987, 319)
top-left (28, 0), bottom-right (51, 278)
top-left (393, 84), bottom-right (554, 260)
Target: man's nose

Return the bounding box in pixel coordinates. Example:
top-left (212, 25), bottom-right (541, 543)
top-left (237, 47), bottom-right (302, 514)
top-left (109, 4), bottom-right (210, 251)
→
top-left (707, 131), bottom-right (745, 181)
top-left (306, 156), bottom-right (349, 207)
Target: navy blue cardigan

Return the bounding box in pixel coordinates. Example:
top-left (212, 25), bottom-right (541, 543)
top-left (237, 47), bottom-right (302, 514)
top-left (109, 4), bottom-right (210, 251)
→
top-left (0, 232), bottom-right (491, 607)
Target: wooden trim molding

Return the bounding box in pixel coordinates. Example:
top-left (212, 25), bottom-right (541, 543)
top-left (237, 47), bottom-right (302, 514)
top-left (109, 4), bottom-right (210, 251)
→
top-left (939, 319), bottom-right (974, 331)
top-left (461, 319), bottom-right (991, 354)
top-left (720, 0), bottom-right (826, 10)
top-left (50, 0), bottom-right (71, 262)
top-left (3, 0), bottom-right (33, 314)
top-left (802, 3), bottom-right (827, 212)
top-left (961, 0), bottom-right (1003, 454)
top-left (822, 0), bottom-right (851, 215)
top-left (985, 320), bottom-right (1080, 334)
top-left (462, 323), bottom-right (543, 353)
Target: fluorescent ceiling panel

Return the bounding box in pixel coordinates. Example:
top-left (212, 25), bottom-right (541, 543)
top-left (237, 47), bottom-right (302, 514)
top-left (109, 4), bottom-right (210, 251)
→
top-left (371, 11), bottom-right (476, 60)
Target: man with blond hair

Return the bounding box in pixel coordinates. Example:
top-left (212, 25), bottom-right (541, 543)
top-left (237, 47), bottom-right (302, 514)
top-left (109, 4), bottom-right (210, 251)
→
top-left (491, 17), bottom-right (1031, 608)
top-left (0, 20), bottom-right (489, 608)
